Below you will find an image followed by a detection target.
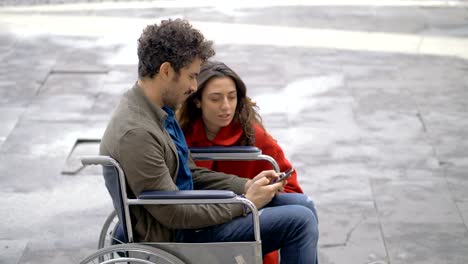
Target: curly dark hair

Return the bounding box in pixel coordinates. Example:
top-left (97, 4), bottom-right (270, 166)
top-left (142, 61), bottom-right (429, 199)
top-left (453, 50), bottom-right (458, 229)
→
top-left (137, 19), bottom-right (215, 78)
top-left (178, 61), bottom-right (264, 145)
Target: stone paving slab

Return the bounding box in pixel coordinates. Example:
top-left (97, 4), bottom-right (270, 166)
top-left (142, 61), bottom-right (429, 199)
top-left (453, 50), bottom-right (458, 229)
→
top-left (0, 171), bottom-right (112, 264)
top-left (0, 240), bottom-right (28, 264)
top-left (299, 162), bottom-right (375, 204)
top-left (445, 166), bottom-right (468, 202)
top-left (383, 222), bottom-right (468, 264)
top-left (318, 201), bottom-right (388, 264)
top-left (372, 175), bottom-right (462, 224)
top-left (0, 107), bottom-right (24, 148)
top-left (0, 120), bottom-right (102, 157)
top-left (423, 111), bottom-right (468, 167)
top-left (458, 202), bottom-right (468, 228)
top-left (0, 152), bottom-right (69, 192)
top-left (368, 166), bottom-right (468, 264)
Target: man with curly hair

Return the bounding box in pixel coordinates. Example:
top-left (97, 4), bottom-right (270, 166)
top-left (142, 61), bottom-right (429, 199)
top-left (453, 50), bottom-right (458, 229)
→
top-left (100, 19), bottom-right (318, 264)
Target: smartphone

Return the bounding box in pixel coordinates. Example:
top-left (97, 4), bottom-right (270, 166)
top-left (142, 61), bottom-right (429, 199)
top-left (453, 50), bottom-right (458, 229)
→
top-left (272, 168), bottom-right (295, 184)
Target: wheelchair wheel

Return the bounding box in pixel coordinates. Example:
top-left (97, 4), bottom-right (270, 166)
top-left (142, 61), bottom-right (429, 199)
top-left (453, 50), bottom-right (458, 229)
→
top-left (98, 210), bottom-right (119, 249)
top-left (81, 244), bottom-right (186, 264)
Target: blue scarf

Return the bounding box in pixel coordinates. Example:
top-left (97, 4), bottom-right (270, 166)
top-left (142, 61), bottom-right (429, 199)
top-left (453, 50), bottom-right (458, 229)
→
top-left (162, 107), bottom-right (194, 190)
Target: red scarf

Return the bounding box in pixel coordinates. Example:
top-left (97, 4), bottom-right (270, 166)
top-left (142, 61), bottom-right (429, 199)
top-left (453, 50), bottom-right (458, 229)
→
top-left (186, 118), bottom-right (244, 147)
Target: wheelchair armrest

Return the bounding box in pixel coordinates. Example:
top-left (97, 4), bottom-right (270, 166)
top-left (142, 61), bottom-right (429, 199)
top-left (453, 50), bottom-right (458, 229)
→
top-left (189, 146), bottom-right (261, 154)
top-left (138, 190), bottom-right (236, 200)
top-left (134, 190), bottom-right (259, 241)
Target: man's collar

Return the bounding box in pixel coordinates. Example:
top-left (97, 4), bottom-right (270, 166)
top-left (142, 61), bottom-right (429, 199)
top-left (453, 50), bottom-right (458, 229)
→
top-left (132, 82), bottom-right (168, 124)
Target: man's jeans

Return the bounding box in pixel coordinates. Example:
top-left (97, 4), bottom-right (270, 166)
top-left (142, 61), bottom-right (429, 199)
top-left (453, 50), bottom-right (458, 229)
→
top-left (176, 193), bottom-right (319, 264)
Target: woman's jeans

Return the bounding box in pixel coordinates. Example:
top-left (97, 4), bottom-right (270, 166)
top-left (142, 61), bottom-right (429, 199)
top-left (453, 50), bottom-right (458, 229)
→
top-left (176, 193), bottom-right (319, 264)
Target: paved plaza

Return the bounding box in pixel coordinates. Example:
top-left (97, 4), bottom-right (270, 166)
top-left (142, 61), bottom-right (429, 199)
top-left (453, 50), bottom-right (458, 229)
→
top-left (0, 1), bottom-right (468, 263)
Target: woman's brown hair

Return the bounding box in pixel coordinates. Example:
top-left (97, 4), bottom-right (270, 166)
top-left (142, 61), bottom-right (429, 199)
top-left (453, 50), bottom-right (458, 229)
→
top-left (178, 61), bottom-right (263, 145)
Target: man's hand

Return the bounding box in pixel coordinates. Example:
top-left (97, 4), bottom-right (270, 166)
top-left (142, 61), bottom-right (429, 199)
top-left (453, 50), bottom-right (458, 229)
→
top-left (244, 170), bottom-right (280, 193)
top-left (243, 170), bottom-right (286, 209)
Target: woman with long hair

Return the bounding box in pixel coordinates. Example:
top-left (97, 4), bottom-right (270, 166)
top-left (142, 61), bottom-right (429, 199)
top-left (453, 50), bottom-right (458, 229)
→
top-left (178, 60), bottom-right (303, 194)
top-left (178, 61), bottom-right (306, 264)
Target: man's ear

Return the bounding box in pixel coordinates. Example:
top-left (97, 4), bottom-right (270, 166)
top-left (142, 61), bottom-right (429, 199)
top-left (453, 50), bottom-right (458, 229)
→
top-left (159, 62), bottom-right (172, 79)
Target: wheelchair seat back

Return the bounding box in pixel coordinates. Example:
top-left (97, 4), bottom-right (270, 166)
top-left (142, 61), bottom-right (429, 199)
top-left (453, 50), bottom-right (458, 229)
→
top-left (103, 165), bottom-right (129, 243)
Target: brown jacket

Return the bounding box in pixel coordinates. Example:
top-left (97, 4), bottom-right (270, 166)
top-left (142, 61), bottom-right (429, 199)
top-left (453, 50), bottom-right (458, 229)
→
top-left (100, 83), bottom-right (247, 242)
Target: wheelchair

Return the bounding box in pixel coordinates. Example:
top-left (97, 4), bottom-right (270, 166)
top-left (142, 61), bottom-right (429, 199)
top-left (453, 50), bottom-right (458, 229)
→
top-left (80, 146), bottom-right (280, 264)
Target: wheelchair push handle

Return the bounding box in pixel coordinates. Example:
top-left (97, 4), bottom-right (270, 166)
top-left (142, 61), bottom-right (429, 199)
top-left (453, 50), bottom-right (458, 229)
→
top-left (81, 155), bottom-right (116, 166)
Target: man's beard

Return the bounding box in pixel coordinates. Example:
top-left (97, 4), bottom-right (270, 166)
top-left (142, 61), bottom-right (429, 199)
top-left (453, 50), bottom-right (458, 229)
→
top-left (162, 98), bottom-right (178, 110)
top-left (162, 94), bottom-right (183, 110)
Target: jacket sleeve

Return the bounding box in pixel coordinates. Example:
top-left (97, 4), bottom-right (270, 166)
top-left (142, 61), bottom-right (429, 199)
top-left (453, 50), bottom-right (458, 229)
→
top-left (255, 127), bottom-right (304, 194)
top-left (118, 128), bottom-right (244, 229)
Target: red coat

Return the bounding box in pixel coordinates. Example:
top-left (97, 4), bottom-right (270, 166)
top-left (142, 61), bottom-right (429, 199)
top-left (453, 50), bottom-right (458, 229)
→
top-left (185, 118), bottom-right (303, 194)
top-left (184, 118), bottom-right (303, 264)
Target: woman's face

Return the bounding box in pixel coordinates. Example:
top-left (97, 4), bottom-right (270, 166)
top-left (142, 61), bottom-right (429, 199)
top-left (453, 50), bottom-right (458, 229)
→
top-left (199, 76), bottom-right (238, 133)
